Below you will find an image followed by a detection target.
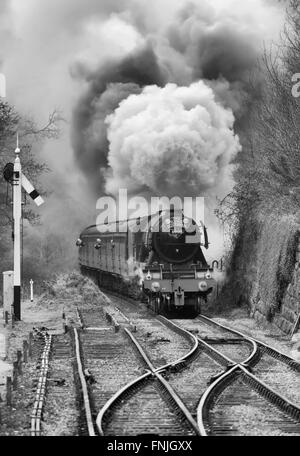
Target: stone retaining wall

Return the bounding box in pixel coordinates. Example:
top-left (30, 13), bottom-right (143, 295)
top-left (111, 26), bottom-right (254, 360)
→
top-left (252, 241), bottom-right (300, 335)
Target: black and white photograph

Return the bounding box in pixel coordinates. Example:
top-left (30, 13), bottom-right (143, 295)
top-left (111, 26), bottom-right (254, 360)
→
top-left (0, 0), bottom-right (299, 444)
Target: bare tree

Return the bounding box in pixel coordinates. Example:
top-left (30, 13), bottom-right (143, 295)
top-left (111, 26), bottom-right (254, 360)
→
top-left (0, 101), bottom-right (62, 226)
top-left (215, 2), bottom-right (300, 311)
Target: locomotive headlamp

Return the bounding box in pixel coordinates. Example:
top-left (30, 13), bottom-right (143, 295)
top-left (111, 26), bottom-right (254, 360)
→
top-left (198, 281), bottom-right (208, 292)
top-left (205, 270), bottom-right (211, 280)
top-left (76, 239), bottom-right (83, 247)
top-left (151, 282), bottom-right (161, 292)
top-left (146, 271), bottom-right (152, 280)
top-left (95, 238), bottom-right (102, 250)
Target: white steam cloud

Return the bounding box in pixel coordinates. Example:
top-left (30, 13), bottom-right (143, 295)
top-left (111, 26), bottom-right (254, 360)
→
top-left (105, 81), bottom-right (241, 197)
top-left (0, 0), bottom-right (287, 267)
top-left (70, 0), bottom-right (285, 199)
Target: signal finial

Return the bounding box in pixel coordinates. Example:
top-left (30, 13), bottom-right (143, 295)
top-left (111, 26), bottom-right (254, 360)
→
top-left (15, 132), bottom-right (20, 156)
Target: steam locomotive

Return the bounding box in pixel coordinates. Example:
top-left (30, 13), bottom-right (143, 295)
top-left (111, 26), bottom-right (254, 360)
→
top-left (76, 210), bottom-right (215, 315)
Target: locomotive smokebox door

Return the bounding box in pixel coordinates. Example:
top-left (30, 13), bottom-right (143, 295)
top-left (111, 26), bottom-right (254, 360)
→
top-left (174, 287), bottom-right (184, 307)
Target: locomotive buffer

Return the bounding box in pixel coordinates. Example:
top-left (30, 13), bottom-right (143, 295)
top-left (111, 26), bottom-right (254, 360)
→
top-left (3, 137), bottom-right (44, 320)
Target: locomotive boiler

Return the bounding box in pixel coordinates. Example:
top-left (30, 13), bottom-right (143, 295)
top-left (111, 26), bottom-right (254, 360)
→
top-left (76, 210), bottom-right (215, 315)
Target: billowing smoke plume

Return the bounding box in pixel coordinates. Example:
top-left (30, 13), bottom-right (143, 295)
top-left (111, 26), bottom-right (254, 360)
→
top-left (167, 1), bottom-right (265, 82)
top-left (71, 44), bottom-right (168, 193)
top-left (71, 0), bottom-right (284, 197)
top-left (105, 81), bottom-right (241, 197)
top-left (0, 0), bottom-right (286, 266)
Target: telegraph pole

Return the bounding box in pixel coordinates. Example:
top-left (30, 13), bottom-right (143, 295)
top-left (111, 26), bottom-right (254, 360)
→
top-left (13, 136), bottom-right (22, 320)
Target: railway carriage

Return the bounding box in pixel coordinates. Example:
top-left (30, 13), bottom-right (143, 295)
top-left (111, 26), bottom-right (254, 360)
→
top-left (77, 210), bottom-right (215, 316)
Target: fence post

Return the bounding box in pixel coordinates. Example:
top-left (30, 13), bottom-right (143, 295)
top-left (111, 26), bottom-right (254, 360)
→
top-left (11, 305), bottom-right (15, 329)
top-left (28, 332), bottom-right (33, 357)
top-left (17, 350), bottom-right (22, 375)
top-left (13, 362), bottom-right (18, 389)
top-left (23, 340), bottom-right (28, 363)
top-left (6, 377), bottom-right (12, 406)
top-left (62, 312), bottom-right (68, 333)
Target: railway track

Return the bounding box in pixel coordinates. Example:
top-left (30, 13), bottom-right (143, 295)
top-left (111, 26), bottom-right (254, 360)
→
top-left (198, 364), bottom-right (300, 436)
top-left (97, 327), bottom-right (199, 436)
top-left (198, 314), bottom-right (300, 369)
top-left (124, 310), bottom-right (300, 436)
top-left (194, 315), bottom-right (300, 405)
top-left (30, 332), bottom-right (52, 436)
top-left (42, 333), bottom-right (77, 436)
top-left (73, 295), bottom-right (300, 436)
top-left (169, 315), bottom-right (300, 435)
top-left (75, 303), bottom-right (204, 435)
top-left (28, 330), bottom-right (80, 436)
top-left (106, 293), bottom-right (195, 368)
top-left (74, 307), bottom-right (145, 435)
top-left (121, 311), bottom-right (300, 436)
top-left (172, 317), bottom-right (256, 365)
top-left (104, 295), bottom-right (300, 435)
top-left (169, 315), bottom-right (299, 404)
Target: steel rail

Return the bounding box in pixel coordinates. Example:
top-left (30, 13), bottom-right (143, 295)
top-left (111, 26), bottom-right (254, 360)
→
top-left (154, 315), bottom-right (300, 435)
top-left (170, 317), bottom-right (258, 367)
top-left (154, 315), bottom-right (199, 372)
top-left (114, 306), bottom-right (131, 322)
top-left (198, 314), bottom-right (300, 370)
top-left (95, 313), bottom-right (201, 436)
top-left (195, 315), bottom-right (259, 366)
top-left (197, 364), bottom-right (240, 436)
top-left (99, 284), bottom-right (297, 366)
top-left (197, 364), bottom-right (300, 436)
top-left (156, 316), bottom-right (300, 435)
top-left (239, 365), bottom-right (300, 421)
top-left (96, 298), bottom-right (249, 437)
top-left (96, 372), bottom-right (152, 436)
top-left (106, 292), bottom-right (258, 368)
top-left (196, 335), bottom-right (235, 367)
top-left (92, 295), bottom-right (298, 437)
top-left (124, 328), bottom-right (157, 372)
top-left (73, 328), bottom-right (96, 436)
top-left (85, 291), bottom-right (300, 437)
top-left (123, 327), bottom-right (200, 435)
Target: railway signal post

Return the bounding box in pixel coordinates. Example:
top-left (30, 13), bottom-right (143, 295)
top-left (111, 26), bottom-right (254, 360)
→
top-left (13, 140), bottom-right (22, 320)
top-left (4, 137), bottom-right (44, 321)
